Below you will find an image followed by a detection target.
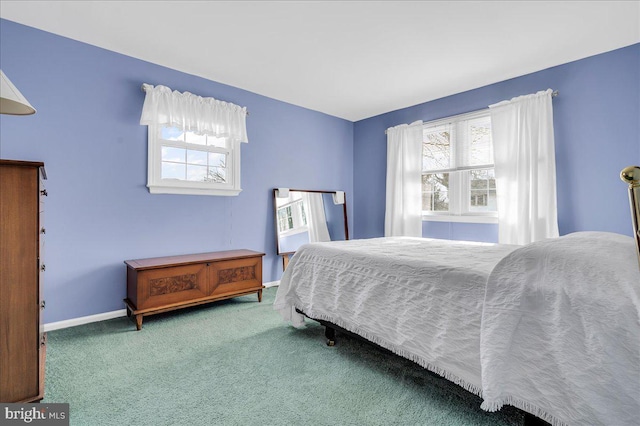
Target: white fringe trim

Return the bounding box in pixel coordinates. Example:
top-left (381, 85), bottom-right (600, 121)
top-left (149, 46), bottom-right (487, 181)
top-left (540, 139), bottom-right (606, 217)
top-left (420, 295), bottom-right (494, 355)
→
top-left (481, 397), bottom-right (568, 426)
top-left (299, 306), bottom-right (569, 426)
top-left (297, 306), bottom-right (484, 397)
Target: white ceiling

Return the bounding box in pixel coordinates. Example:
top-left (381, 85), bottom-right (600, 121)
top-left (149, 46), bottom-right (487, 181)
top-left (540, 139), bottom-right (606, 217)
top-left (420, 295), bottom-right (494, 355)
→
top-left (1, 1), bottom-right (639, 121)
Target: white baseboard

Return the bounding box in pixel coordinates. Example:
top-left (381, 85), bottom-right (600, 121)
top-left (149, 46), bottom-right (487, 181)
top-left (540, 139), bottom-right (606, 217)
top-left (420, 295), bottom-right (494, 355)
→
top-left (44, 309), bottom-right (127, 332)
top-left (44, 282), bottom-right (280, 332)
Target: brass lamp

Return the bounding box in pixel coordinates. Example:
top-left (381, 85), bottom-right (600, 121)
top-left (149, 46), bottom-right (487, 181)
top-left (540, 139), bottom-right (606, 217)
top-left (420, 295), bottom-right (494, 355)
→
top-left (620, 165), bottom-right (640, 269)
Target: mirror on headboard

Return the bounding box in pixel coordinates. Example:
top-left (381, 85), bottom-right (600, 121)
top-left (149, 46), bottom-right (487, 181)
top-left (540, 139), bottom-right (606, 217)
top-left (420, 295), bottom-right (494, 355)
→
top-left (273, 188), bottom-right (349, 257)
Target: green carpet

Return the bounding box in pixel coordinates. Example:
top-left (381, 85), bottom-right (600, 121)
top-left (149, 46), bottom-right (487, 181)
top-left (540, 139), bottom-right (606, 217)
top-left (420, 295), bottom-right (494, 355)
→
top-left (43, 287), bottom-right (523, 425)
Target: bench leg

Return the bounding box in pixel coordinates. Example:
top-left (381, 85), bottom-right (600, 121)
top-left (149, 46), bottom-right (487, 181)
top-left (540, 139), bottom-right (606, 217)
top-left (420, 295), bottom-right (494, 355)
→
top-left (135, 314), bottom-right (143, 331)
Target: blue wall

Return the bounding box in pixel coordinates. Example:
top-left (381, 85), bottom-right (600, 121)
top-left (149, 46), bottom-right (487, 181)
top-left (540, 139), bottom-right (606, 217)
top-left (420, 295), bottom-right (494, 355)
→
top-left (353, 44), bottom-right (640, 241)
top-left (0, 19), bottom-right (354, 324)
top-left (421, 222), bottom-right (498, 244)
top-left (2, 17), bottom-right (638, 325)
top-left (278, 231), bottom-right (310, 254)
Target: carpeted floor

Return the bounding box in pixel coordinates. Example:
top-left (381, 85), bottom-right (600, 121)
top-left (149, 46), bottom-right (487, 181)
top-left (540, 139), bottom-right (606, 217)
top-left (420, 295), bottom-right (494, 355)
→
top-left (43, 287), bottom-right (524, 425)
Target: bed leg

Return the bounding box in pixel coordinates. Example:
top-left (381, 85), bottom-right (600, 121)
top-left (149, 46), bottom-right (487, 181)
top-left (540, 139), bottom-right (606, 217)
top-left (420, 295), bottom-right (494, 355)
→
top-left (325, 326), bottom-right (336, 346)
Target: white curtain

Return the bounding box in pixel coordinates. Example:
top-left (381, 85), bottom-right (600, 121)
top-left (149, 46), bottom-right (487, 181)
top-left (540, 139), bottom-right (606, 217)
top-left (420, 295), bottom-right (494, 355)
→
top-left (303, 192), bottom-right (331, 243)
top-left (140, 84), bottom-right (248, 143)
top-left (490, 89), bottom-right (559, 245)
top-left (384, 120), bottom-right (423, 237)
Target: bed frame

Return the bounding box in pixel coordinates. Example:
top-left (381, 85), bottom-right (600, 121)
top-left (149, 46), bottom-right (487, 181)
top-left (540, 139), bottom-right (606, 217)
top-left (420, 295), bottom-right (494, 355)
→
top-left (296, 307), bottom-right (550, 425)
top-left (296, 166), bottom-right (640, 426)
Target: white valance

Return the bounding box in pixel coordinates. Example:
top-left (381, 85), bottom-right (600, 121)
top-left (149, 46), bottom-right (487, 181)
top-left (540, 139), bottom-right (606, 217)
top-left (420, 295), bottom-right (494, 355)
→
top-left (140, 84), bottom-right (248, 143)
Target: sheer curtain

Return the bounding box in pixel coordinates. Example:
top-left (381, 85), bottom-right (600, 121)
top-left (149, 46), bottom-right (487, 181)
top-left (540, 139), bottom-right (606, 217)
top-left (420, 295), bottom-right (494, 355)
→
top-left (490, 89), bottom-right (559, 245)
top-left (385, 120), bottom-right (423, 237)
top-left (303, 192), bottom-right (331, 242)
top-left (140, 83), bottom-right (248, 143)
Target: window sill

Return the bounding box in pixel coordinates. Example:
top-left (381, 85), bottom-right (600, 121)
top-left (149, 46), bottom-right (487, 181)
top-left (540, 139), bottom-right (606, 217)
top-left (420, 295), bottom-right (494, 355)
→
top-left (422, 214), bottom-right (498, 224)
top-left (147, 185), bottom-right (242, 196)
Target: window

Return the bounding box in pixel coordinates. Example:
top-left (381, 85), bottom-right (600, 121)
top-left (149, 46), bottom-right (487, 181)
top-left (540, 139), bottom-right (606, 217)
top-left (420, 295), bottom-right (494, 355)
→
top-left (147, 125), bottom-right (241, 196)
top-left (276, 195), bottom-right (308, 236)
top-left (139, 83), bottom-right (248, 196)
top-left (421, 110), bottom-right (496, 222)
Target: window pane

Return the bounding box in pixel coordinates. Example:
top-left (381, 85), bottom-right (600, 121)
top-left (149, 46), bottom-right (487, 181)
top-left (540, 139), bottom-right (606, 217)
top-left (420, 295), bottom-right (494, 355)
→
top-left (186, 164), bottom-right (208, 181)
top-left (422, 126), bottom-right (451, 171)
top-left (422, 173), bottom-right (449, 212)
top-left (161, 162), bottom-right (185, 180)
top-left (286, 206), bottom-right (293, 229)
top-left (185, 131), bottom-right (207, 145)
top-left (207, 167), bottom-right (226, 183)
top-left (151, 125), bottom-right (239, 194)
top-left (300, 202), bottom-right (307, 226)
top-left (161, 147), bottom-right (185, 163)
top-left (277, 208), bottom-right (290, 232)
top-left (160, 127), bottom-right (184, 141)
top-left (208, 153), bottom-right (226, 168)
top-left (468, 168), bottom-right (496, 212)
top-left (208, 136), bottom-right (227, 148)
top-left (187, 149), bottom-right (207, 165)
top-left (467, 117), bottom-right (492, 166)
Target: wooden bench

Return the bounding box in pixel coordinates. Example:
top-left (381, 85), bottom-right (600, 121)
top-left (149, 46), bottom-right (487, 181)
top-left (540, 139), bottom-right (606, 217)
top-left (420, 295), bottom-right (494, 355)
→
top-left (124, 249), bottom-right (264, 330)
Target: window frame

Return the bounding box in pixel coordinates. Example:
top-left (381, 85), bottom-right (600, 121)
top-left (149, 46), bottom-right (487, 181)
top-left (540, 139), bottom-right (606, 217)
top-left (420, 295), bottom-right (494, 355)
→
top-left (146, 124), bottom-right (242, 196)
top-left (421, 110), bottom-right (497, 224)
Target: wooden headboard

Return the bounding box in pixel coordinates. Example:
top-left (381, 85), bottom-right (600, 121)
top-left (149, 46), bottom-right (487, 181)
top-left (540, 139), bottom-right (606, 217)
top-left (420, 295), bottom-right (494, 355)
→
top-left (620, 166), bottom-right (640, 268)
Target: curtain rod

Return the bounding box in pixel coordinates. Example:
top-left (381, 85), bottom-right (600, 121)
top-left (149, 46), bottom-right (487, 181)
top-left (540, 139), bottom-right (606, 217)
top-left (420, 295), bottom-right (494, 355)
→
top-left (439, 89), bottom-right (559, 119)
top-left (140, 83), bottom-right (249, 116)
top-left (385, 90), bottom-right (559, 134)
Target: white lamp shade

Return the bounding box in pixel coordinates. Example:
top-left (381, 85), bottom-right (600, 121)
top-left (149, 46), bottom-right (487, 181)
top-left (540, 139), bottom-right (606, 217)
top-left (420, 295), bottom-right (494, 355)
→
top-left (0, 70), bottom-right (36, 115)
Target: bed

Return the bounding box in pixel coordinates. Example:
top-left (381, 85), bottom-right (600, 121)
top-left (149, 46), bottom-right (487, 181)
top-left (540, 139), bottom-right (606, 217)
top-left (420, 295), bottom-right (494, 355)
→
top-left (273, 166), bottom-right (640, 426)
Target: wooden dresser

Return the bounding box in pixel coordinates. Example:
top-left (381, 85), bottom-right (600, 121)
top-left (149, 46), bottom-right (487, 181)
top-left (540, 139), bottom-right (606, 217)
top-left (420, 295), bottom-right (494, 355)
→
top-left (0, 160), bottom-right (47, 403)
top-left (124, 249), bottom-right (264, 330)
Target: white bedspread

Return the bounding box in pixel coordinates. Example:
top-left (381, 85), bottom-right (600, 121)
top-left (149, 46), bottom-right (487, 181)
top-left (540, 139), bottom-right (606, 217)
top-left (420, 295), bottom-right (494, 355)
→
top-left (274, 236), bottom-right (518, 395)
top-left (481, 232), bottom-right (640, 426)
